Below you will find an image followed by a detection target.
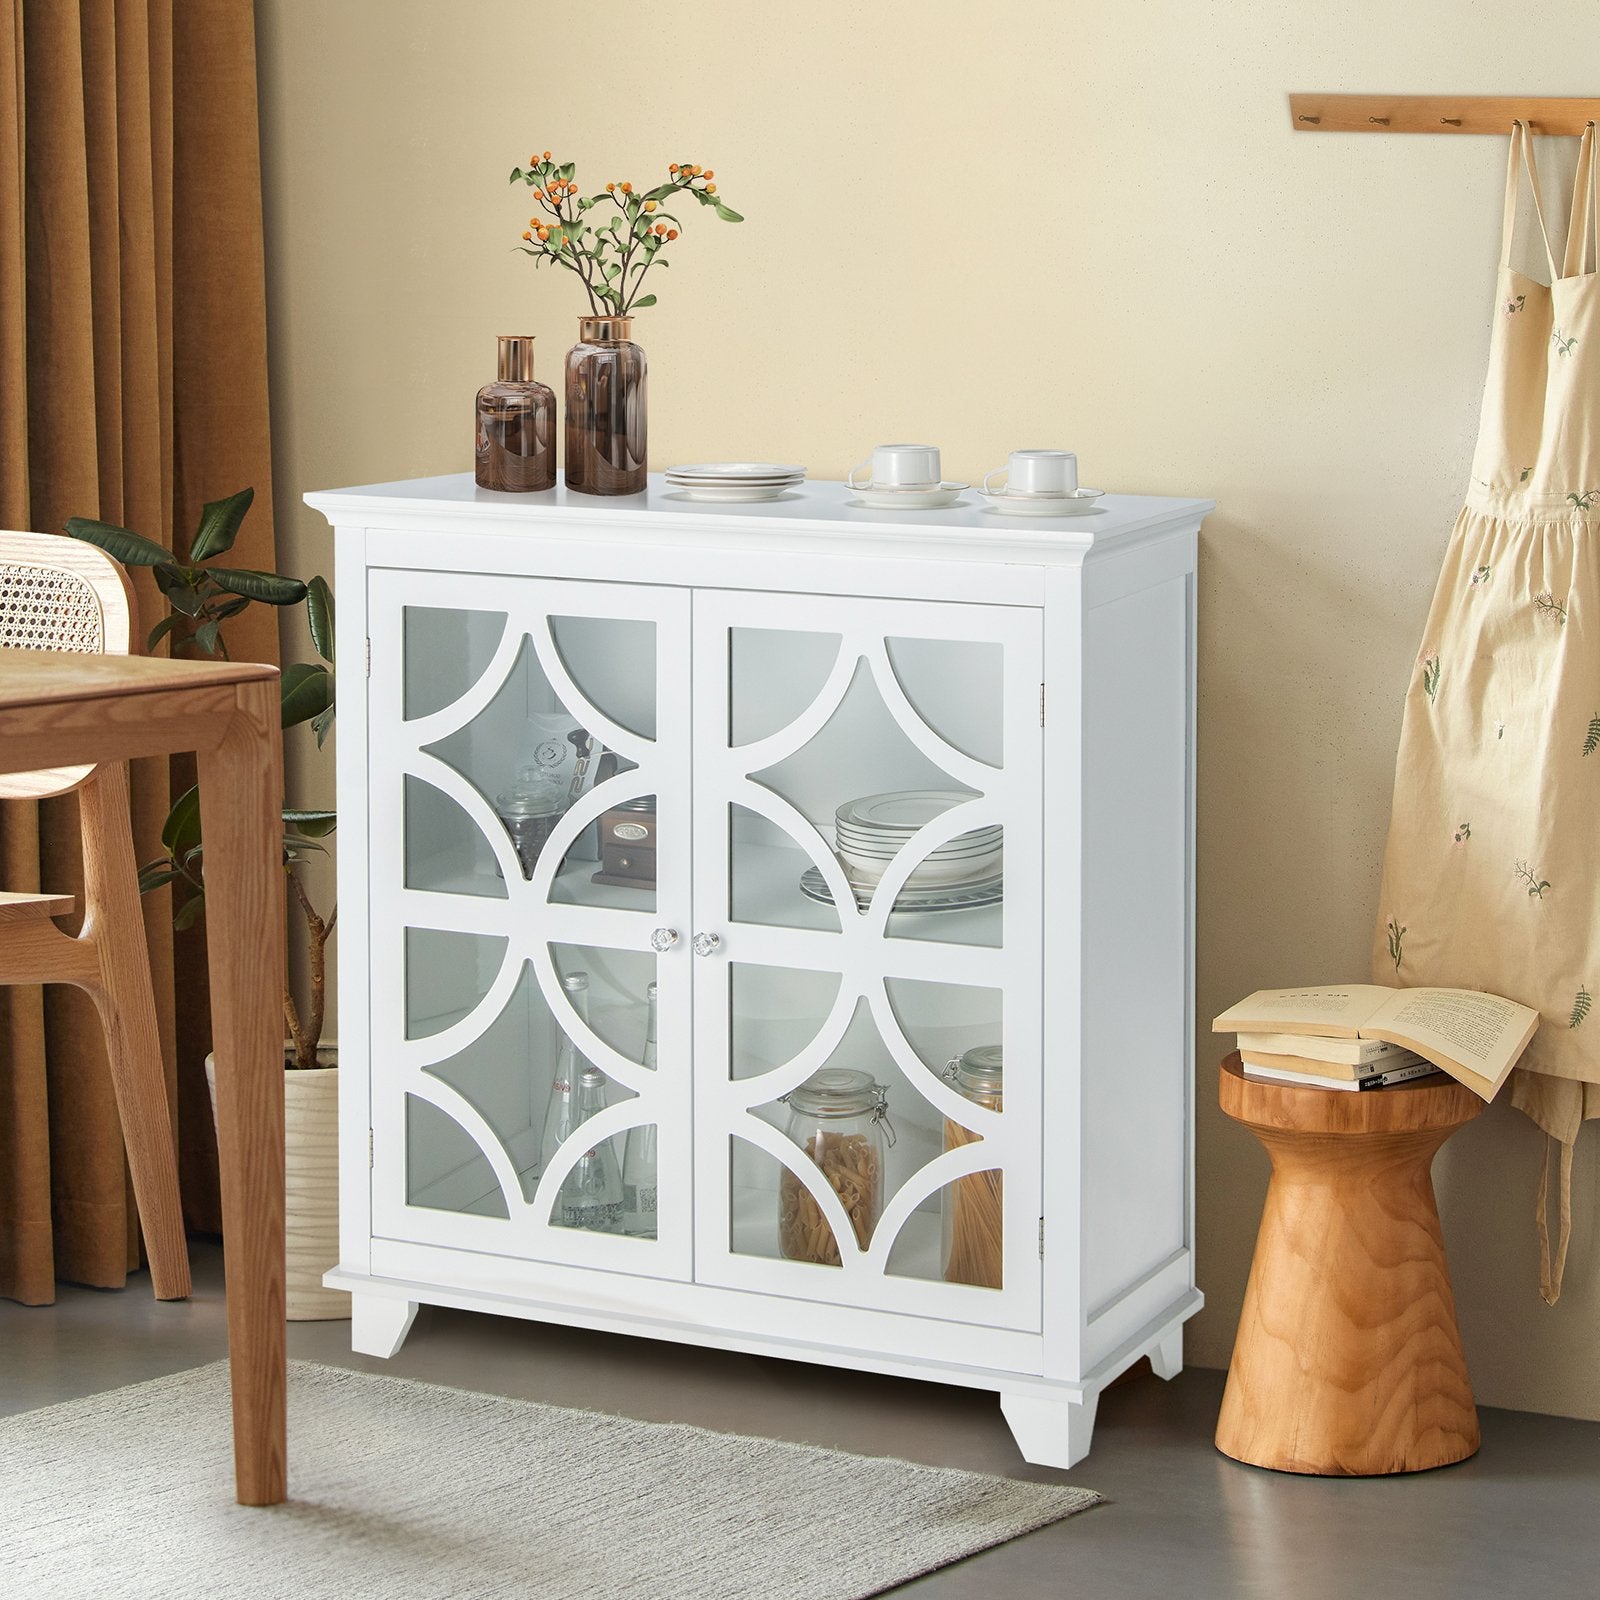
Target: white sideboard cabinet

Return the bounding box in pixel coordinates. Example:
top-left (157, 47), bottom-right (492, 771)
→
top-left (305, 472), bottom-right (1211, 1469)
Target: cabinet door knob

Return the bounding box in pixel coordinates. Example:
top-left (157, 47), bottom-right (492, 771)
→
top-left (650, 927), bottom-right (679, 952)
top-left (692, 931), bottom-right (722, 957)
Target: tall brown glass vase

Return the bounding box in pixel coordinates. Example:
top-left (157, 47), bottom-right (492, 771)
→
top-left (565, 315), bottom-right (647, 495)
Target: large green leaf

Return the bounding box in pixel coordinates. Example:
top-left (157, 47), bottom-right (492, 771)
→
top-left (280, 661), bottom-right (333, 727)
top-left (713, 203), bottom-right (744, 223)
top-left (65, 517), bottom-right (175, 566)
top-left (210, 567), bottom-right (308, 605)
top-left (188, 487), bottom-right (254, 562)
top-left (162, 784), bottom-right (202, 856)
top-left (305, 575), bottom-right (335, 663)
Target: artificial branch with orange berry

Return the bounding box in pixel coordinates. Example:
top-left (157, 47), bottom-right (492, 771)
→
top-left (510, 152), bottom-right (742, 315)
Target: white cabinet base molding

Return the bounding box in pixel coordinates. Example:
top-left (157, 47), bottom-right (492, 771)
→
top-left (307, 472), bottom-right (1212, 1469)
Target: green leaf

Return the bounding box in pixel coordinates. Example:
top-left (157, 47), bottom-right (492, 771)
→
top-left (188, 487), bottom-right (254, 563)
top-left (193, 618), bottom-right (223, 656)
top-left (284, 808), bottom-right (338, 838)
top-left (558, 161), bottom-right (574, 182)
top-left (206, 595), bottom-right (251, 624)
top-left (137, 863), bottom-right (183, 894)
top-left (153, 563), bottom-right (205, 616)
top-left (510, 167), bottom-right (524, 182)
top-left (641, 183), bottom-right (676, 203)
top-left (311, 702), bottom-right (336, 748)
top-left (713, 203), bottom-right (744, 223)
top-left (210, 567), bottom-right (307, 605)
top-left (173, 894), bottom-right (206, 932)
top-left (147, 614), bottom-right (180, 651)
top-left (305, 576), bottom-right (335, 663)
top-left (162, 784), bottom-right (202, 856)
top-left (631, 294), bottom-right (657, 309)
top-left (281, 661), bottom-right (333, 727)
top-left (64, 517), bottom-right (175, 565)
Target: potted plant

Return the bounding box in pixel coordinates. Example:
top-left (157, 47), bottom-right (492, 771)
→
top-left (510, 152), bottom-right (743, 495)
top-left (68, 489), bottom-right (347, 1319)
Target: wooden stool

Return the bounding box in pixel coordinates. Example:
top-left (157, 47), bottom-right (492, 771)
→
top-left (1215, 1053), bottom-right (1482, 1475)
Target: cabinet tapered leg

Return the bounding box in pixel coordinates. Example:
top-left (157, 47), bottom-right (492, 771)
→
top-left (1149, 1326), bottom-right (1183, 1381)
top-left (352, 1293), bottom-right (419, 1358)
top-left (1000, 1390), bottom-right (1098, 1469)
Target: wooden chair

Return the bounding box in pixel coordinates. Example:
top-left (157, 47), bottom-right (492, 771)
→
top-left (0, 531), bottom-right (190, 1300)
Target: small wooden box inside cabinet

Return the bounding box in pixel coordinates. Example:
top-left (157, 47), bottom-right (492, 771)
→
top-left (307, 470), bottom-right (1212, 1471)
top-left (592, 800), bottom-right (657, 889)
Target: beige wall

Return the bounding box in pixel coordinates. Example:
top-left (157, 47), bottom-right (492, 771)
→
top-left (256, 0), bottom-right (1599, 1419)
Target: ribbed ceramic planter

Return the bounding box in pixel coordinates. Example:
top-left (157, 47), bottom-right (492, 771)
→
top-left (205, 1044), bottom-right (350, 1321)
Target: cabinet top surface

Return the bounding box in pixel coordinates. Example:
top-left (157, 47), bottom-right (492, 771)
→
top-left (305, 472), bottom-right (1212, 564)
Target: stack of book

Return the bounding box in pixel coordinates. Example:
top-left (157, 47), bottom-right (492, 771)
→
top-left (1212, 983), bottom-right (1542, 1100)
top-left (1231, 1032), bottom-right (1439, 1092)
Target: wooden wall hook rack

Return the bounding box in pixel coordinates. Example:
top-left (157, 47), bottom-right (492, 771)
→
top-left (1290, 94), bottom-right (1600, 136)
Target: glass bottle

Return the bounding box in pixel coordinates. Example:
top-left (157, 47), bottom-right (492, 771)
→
top-left (558, 1063), bottom-right (624, 1232)
top-left (778, 1068), bottom-right (892, 1267)
top-left (476, 335), bottom-right (556, 492)
top-left (942, 1045), bottom-right (1003, 1289)
top-left (540, 971), bottom-right (591, 1172)
top-left (495, 763), bottom-right (566, 879)
top-left (565, 315), bottom-right (646, 496)
top-left (622, 982), bottom-right (659, 1238)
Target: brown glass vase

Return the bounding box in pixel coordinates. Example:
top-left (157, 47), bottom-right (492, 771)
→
top-left (565, 315), bottom-right (646, 495)
top-left (476, 335), bottom-right (556, 492)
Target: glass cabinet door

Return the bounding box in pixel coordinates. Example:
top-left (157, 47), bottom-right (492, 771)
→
top-left (367, 568), bottom-right (691, 1281)
top-left (690, 589), bottom-right (1044, 1330)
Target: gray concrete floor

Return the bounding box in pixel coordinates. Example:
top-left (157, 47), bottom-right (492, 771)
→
top-left (3, 1240), bottom-right (1596, 1599)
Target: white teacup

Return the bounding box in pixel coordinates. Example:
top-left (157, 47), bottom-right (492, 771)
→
top-left (848, 443), bottom-right (942, 491)
top-left (983, 449), bottom-right (1078, 498)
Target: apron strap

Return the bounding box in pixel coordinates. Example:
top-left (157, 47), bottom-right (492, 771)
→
top-left (1562, 121), bottom-right (1598, 280)
top-left (1501, 120), bottom-right (1558, 279)
top-left (1535, 1132), bottom-right (1574, 1306)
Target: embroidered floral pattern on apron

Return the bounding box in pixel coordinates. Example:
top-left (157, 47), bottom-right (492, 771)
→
top-left (1374, 121), bottom-right (1600, 1304)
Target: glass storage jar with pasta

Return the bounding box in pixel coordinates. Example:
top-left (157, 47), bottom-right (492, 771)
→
top-left (943, 1046), bottom-right (1003, 1289)
top-left (778, 1069), bottom-right (892, 1266)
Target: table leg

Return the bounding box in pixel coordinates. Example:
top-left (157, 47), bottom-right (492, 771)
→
top-left (197, 678), bottom-right (286, 1506)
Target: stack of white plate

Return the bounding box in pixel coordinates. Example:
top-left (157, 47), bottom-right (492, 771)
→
top-left (834, 790), bottom-right (1002, 894)
top-left (665, 463), bottom-right (805, 502)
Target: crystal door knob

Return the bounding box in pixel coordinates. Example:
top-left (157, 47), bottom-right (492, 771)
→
top-left (650, 927), bottom-right (679, 952)
top-left (692, 931), bottom-right (721, 957)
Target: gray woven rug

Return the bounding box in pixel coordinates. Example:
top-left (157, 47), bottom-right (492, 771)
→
top-left (0, 1360), bottom-right (1098, 1599)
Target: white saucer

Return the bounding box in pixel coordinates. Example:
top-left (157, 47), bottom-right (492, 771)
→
top-left (848, 482), bottom-right (968, 511)
top-left (980, 488), bottom-right (1105, 517)
top-left (665, 483), bottom-right (800, 503)
top-left (668, 462), bottom-right (806, 482)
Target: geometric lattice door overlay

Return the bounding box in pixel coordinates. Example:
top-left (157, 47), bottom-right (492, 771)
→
top-left (366, 570), bottom-right (692, 1282)
top-left (691, 591), bottom-right (1044, 1331)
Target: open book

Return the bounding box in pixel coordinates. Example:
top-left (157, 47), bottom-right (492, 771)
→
top-left (1213, 984), bottom-right (1540, 1101)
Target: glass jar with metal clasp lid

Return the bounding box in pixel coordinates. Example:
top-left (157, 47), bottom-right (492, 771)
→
top-left (942, 1045), bottom-right (1003, 1289)
top-left (778, 1068), bottom-right (895, 1268)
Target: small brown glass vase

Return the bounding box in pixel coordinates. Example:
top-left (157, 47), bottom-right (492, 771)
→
top-left (476, 335), bottom-right (556, 492)
top-left (565, 315), bottom-right (647, 495)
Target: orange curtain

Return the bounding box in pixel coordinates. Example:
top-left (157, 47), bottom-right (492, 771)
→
top-left (0, 0), bottom-right (278, 1303)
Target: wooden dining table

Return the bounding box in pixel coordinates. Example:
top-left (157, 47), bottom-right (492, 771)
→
top-left (0, 650), bottom-right (287, 1505)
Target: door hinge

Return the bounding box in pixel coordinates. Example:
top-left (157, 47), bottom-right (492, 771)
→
top-left (365, 638), bottom-right (372, 677)
top-left (368, 1128), bottom-right (374, 1169)
top-left (1039, 683), bottom-right (1045, 727)
top-left (1038, 1216), bottom-right (1045, 1257)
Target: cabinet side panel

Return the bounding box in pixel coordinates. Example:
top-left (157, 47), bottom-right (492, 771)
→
top-left (1081, 573), bottom-right (1191, 1340)
top-left (335, 525), bottom-right (372, 1269)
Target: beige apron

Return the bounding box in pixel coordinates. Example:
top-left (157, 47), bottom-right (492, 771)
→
top-left (1374, 122), bottom-right (1600, 1303)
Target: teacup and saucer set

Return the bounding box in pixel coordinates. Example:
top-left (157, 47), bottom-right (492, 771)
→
top-left (846, 444), bottom-right (967, 510)
top-left (979, 450), bottom-right (1104, 516)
